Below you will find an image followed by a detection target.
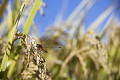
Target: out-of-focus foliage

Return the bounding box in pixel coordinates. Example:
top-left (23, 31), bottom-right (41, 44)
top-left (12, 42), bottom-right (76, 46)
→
top-left (0, 0), bottom-right (120, 80)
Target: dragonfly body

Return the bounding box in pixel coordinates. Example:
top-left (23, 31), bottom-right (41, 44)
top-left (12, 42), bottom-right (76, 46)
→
top-left (36, 44), bottom-right (48, 53)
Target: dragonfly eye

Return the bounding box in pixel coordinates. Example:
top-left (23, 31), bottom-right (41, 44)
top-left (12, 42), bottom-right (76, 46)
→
top-left (36, 44), bottom-right (42, 49)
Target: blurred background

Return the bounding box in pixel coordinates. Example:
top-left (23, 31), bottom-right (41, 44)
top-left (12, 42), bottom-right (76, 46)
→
top-left (0, 0), bottom-right (120, 80)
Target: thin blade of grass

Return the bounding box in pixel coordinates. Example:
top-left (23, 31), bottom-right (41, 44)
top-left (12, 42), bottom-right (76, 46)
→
top-left (23, 1), bottom-right (42, 35)
top-left (0, 0), bottom-right (8, 20)
top-left (13, 0), bottom-right (20, 24)
top-left (7, 2), bottom-right (13, 29)
top-left (54, 0), bottom-right (89, 37)
top-left (63, 0), bottom-right (88, 29)
top-left (65, 1), bottom-right (95, 49)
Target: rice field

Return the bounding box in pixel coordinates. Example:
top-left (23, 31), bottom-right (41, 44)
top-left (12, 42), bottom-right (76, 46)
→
top-left (0, 0), bottom-right (120, 80)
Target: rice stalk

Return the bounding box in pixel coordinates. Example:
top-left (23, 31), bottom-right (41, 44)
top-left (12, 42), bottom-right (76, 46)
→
top-left (7, 0), bottom-right (42, 78)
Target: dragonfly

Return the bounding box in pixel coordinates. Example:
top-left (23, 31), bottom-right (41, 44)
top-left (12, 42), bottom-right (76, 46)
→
top-left (36, 44), bottom-right (48, 53)
top-left (36, 42), bottom-right (62, 53)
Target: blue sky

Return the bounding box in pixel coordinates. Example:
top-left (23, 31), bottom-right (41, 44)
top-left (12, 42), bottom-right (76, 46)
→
top-left (34, 0), bottom-right (82, 35)
top-left (0, 0), bottom-right (120, 36)
top-left (33, 0), bottom-right (120, 35)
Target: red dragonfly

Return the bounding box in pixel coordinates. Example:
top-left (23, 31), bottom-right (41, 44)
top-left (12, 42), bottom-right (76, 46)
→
top-left (36, 42), bottom-right (61, 53)
top-left (36, 44), bottom-right (48, 53)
